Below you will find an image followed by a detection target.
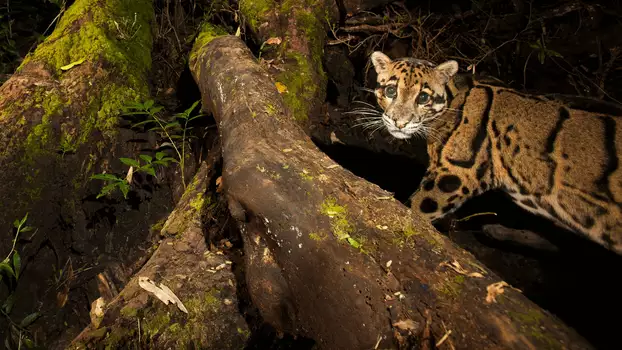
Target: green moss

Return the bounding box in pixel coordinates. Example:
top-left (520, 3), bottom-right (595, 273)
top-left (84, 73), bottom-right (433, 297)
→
top-left (276, 52), bottom-right (317, 123)
top-left (508, 308), bottom-right (561, 348)
top-left (168, 323), bottom-right (182, 334)
top-left (309, 232), bottom-right (327, 241)
top-left (299, 169), bottom-right (313, 181)
top-left (239, 0), bottom-right (275, 31)
top-left (189, 192), bottom-right (205, 212)
top-left (265, 103), bottom-right (278, 115)
top-left (104, 327), bottom-right (134, 350)
top-left (142, 311), bottom-right (171, 340)
top-left (6, 0), bottom-right (153, 207)
top-left (153, 288), bottom-right (241, 348)
top-left (150, 218), bottom-right (166, 233)
top-left (19, 0), bottom-right (153, 77)
top-left (189, 22), bottom-right (228, 64)
top-left (402, 224), bottom-right (418, 238)
top-left (454, 275), bottom-right (465, 284)
top-left (237, 327), bottom-right (251, 340)
top-left (119, 305), bottom-right (138, 318)
top-left (437, 277), bottom-right (462, 299)
top-left (23, 90), bottom-right (63, 165)
top-left (85, 327), bottom-right (109, 339)
top-left (320, 197), bottom-right (354, 242)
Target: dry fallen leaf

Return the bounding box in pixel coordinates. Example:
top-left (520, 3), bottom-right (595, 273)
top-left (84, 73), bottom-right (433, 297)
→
top-left (275, 81), bottom-right (288, 93)
top-left (440, 260), bottom-right (485, 278)
top-left (485, 281), bottom-right (521, 304)
top-left (216, 176), bottom-right (223, 193)
top-left (265, 37), bottom-right (282, 45)
top-left (138, 276), bottom-right (188, 313)
top-left (89, 297), bottom-right (105, 328)
top-left (125, 166), bottom-right (134, 184)
top-left (393, 319), bottom-right (419, 332)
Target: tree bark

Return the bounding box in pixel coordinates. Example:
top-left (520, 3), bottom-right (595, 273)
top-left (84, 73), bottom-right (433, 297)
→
top-left (67, 150), bottom-right (251, 350)
top-left (238, 0), bottom-right (329, 128)
top-left (0, 0), bottom-right (181, 344)
top-left (189, 34), bottom-right (594, 349)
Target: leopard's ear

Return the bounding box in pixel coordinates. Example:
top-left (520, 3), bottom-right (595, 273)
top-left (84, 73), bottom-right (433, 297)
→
top-left (434, 60), bottom-right (459, 84)
top-left (371, 51), bottom-right (392, 73)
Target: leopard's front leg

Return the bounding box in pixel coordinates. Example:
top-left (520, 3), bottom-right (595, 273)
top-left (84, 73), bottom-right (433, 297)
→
top-left (409, 166), bottom-right (483, 222)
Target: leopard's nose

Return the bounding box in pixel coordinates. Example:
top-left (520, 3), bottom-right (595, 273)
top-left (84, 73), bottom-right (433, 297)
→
top-left (395, 120), bottom-right (407, 129)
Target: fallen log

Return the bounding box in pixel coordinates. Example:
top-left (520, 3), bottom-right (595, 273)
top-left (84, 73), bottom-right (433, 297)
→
top-left (190, 34), bottom-right (593, 349)
top-left (0, 0), bottom-right (182, 345)
top-left (68, 149), bottom-right (251, 349)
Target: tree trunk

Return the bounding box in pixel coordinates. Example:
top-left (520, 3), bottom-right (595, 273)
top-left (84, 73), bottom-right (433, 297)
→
top-left (0, 0), bottom-right (180, 344)
top-left (67, 149), bottom-right (251, 350)
top-left (189, 34), bottom-right (594, 349)
top-left (238, 0), bottom-right (329, 128)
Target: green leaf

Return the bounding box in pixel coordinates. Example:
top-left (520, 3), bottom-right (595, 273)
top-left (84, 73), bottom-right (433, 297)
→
top-left (23, 338), bottom-right (35, 348)
top-left (96, 183), bottom-right (119, 199)
top-left (2, 293), bottom-right (16, 314)
top-left (164, 122), bottom-right (180, 129)
top-left (0, 262), bottom-right (15, 279)
top-left (139, 154), bottom-right (153, 163)
top-left (12, 252), bottom-right (20, 280)
top-left (19, 213), bottom-right (28, 227)
top-left (188, 114), bottom-right (205, 122)
top-left (346, 237), bottom-right (361, 249)
top-left (143, 100), bottom-right (154, 109)
top-left (12, 219), bottom-right (19, 228)
top-left (118, 181), bottom-right (130, 199)
top-left (185, 100), bottom-right (200, 115)
top-left (19, 312), bottom-right (41, 328)
top-left (123, 112), bottom-right (151, 118)
top-left (20, 226), bottom-right (33, 233)
top-left (155, 152), bottom-right (166, 160)
top-left (119, 158), bottom-right (140, 168)
top-left (91, 173), bottom-right (122, 182)
top-left (131, 119), bottom-right (156, 127)
top-left (140, 166), bottom-right (156, 177)
top-left (60, 58), bottom-right (85, 71)
top-left (149, 106), bottom-right (164, 114)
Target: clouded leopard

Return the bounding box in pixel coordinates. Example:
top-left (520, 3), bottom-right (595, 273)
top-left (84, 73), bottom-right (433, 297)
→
top-left (369, 51), bottom-right (622, 255)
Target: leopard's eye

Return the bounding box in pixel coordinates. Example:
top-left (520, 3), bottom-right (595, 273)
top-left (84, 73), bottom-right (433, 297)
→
top-left (384, 85), bottom-right (397, 98)
top-left (417, 92), bottom-right (430, 104)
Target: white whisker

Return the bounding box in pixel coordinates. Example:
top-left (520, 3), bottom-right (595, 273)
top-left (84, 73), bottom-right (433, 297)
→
top-left (352, 100), bottom-right (379, 108)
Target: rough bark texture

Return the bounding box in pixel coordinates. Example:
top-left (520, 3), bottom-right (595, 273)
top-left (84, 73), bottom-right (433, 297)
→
top-left (0, 0), bottom-right (179, 344)
top-left (190, 35), bottom-right (594, 349)
top-left (238, 0), bottom-right (328, 127)
top-left (67, 154), bottom-right (250, 350)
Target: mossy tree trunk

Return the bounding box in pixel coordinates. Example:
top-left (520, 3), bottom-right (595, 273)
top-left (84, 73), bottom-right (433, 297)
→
top-left (68, 151), bottom-right (251, 350)
top-left (189, 34), bottom-right (594, 349)
top-left (238, 0), bottom-right (329, 127)
top-left (0, 0), bottom-right (179, 345)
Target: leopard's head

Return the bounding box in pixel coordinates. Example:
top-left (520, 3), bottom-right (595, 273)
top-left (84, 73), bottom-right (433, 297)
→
top-left (370, 51), bottom-right (459, 139)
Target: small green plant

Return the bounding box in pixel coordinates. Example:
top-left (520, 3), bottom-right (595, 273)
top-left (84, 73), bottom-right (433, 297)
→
top-left (90, 152), bottom-right (177, 199)
top-left (90, 99), bottom-right (204, 199)
top-left (528, 38), bottom-right (563, 64)
top-left (1, 213), bottom-right (40, 349)
top-left (123, 99), bottom-right (205, 188)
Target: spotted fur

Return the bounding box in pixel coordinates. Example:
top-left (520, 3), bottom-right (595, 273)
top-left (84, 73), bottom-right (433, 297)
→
top-left (370, 51), bottom-right (622, 254)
